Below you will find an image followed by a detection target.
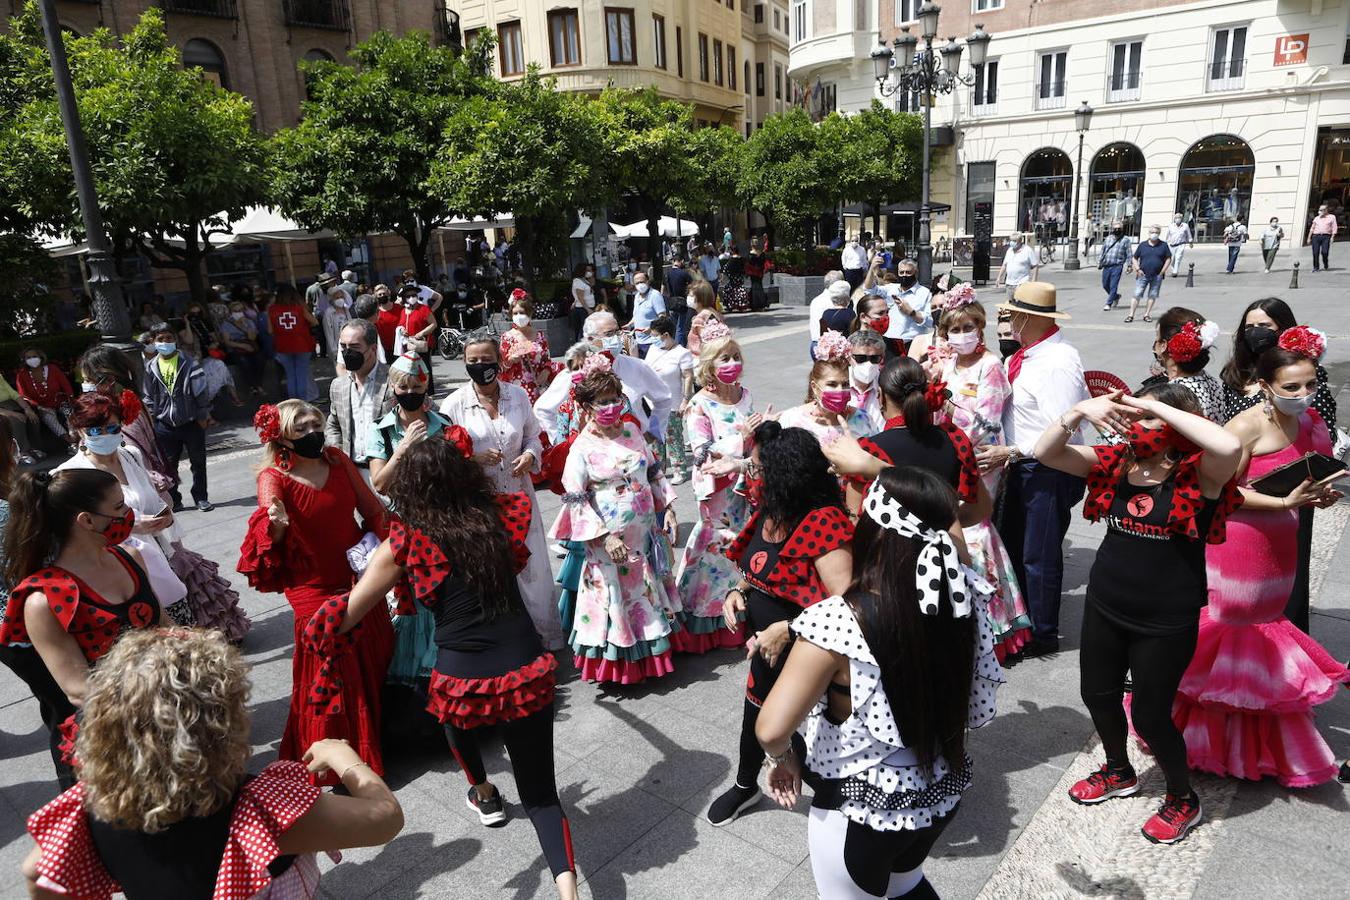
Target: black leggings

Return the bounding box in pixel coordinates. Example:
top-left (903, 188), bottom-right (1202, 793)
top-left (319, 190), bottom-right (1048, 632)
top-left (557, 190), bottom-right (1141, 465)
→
top-left (1079, 602), bottom-right (1198, 796)
top-left (443, 705), bottom-right (574, 877)
top-left (735, 590), bottom-right (803, 786)
top-left (0, 644), bottom-right (76, 790)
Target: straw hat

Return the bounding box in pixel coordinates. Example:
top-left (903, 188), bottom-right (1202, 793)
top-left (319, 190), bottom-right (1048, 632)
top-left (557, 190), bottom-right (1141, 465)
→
top-left (996, 281), bottom-right (1071, 320)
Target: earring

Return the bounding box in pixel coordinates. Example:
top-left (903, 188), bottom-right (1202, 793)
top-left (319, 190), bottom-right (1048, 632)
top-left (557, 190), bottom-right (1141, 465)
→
top-left (276, 447), bottom-right (293, 472)
top-left (1262, 391), bottom-right (1273, 419)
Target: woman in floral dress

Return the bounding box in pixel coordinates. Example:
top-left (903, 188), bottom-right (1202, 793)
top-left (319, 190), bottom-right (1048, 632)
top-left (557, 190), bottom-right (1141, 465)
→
top-left (777, 332), bottom-right (879, 446)
top-left (499, 291), bottom-right (556, 405)
top-left (550, 364), bottom-right (682, 684)
top-left (929, 288), bottom-right (1032, 660)
top-left (673, 322), bottom-right (760, 653)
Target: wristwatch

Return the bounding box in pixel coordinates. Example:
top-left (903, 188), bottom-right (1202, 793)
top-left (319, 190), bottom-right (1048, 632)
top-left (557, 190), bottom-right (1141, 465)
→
top-left (1006, 446), bottom-right (1023, 465)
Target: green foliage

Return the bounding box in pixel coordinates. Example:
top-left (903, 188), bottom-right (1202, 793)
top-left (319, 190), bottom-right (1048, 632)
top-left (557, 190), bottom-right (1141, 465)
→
top-left (821, 102), bottom-right (922, 211)
top-left (271, 29), bottom-right (493, 279)
top-left (738, 109), bottom-right (837, 248)
top-left (673, 124), bottom-right (744, 219)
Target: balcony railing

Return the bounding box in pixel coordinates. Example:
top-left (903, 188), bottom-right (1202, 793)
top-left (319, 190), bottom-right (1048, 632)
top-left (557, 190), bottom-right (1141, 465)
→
top-left (1034, 80), bottom-right (1066, 110)
top-left (1105, 69), bottom-right (1141, 103)
top-left (435, 0), bottom-right (462, 51)
top-left (969, 90), bottom-right (998, 117)
top-left (1206, 57), bottom-right (1246, 92)
top-left (284, 0), bottom-right (351, 31)
top-left (160, 0), bottom-right (238, 18)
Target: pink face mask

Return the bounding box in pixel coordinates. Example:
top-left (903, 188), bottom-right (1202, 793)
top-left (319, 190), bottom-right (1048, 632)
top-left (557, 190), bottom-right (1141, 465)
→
top-left (592, 401), bottom-right (624, 426)
top-left (571, 371), bottom-right (585, 385)
top-left (819, 389), bottom-right (851, 414)
top-left (715, 362), bottom-right (743, 384)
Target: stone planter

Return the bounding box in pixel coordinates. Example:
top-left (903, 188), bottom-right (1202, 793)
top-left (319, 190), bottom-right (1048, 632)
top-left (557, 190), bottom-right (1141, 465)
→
top-left (540, 316), bottom-right (573, 354)
top-left (773, 274), bottom-right (824, 307)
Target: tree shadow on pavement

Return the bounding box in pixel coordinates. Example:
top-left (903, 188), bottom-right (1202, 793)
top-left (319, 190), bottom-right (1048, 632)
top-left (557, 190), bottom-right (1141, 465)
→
top-left (1052, 860), bottom-right (1149, 900)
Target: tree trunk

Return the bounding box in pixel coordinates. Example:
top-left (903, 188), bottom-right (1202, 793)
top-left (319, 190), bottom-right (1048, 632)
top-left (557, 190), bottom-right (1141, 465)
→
top-left (871, 200), bottom-right (882, 242)
top-left (401, 218), bottom-right (432, 284)
top-left (515, 216), bottom-right (538, 295)
top-left (641, 199), bottom-right (664, 289)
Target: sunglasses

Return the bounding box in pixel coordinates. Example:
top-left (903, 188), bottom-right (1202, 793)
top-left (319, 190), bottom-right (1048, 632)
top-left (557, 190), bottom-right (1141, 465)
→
top-left (852, 353), bottom-right (883, 364)
top-left (84, 424), bottom-right (122, 437)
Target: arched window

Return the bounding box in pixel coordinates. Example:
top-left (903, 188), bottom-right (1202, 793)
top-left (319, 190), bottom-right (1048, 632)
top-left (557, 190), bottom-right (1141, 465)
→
top-left (1176, 134), bottom-right (1254, 242)
top-left (183, 38), bottom-right (228, 89)
top-left (1089, 142), bottom-right (1146, 237)
top-left (303, 48), bottom-right (335, 63)
top-left (1017, 148), bottom-right (1073, 236)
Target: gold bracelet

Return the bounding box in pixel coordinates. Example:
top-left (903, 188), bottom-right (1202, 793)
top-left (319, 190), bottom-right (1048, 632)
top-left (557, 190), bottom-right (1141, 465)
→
top-left (339, 761), bottom-right (371, 781)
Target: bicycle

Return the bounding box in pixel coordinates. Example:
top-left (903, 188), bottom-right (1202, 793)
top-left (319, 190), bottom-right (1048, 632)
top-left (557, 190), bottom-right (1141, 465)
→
top-left (1035, 225), bottom-right (1058, 265)
top-left (437, 302), bottom-right (490, 360)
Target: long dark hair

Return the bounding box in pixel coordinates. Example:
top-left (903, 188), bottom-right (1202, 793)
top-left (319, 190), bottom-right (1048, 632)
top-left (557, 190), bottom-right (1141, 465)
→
top-left (4, 468), bottom-right (121, 586)
top-left (753, 422), bottom-right (842, 532)
top-left (1220, 297), bottom-right (1296, 392)
top-left (849, 467), bottom-right (971, 772)
top-left (78, 344), bottom-right (140, 394)
top-left (878, 357), bottom-right (933, 435)
top-left (0, 418), bottom-right (15, 498)
top-left (383, 439), bottom-right (517, 620)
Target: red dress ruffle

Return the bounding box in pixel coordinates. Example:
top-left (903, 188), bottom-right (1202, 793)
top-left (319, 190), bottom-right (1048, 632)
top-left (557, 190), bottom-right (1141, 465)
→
top-left (669, 623), bottom-right (747, 655)
top-left (575, 652), bottom-right (675, 685)
top-left (426, 653), bottom-right (558, 728)
top-left (726, 506), bottom-right (854, 609)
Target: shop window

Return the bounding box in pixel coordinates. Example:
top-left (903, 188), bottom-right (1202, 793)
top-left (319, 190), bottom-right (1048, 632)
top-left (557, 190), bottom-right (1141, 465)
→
top-left (966, 161), bottom-right (996, 237)
top-left (1309, 127), bottom-right (1350, 241)
top-left (699, 33), bottom-right (709, 82)
top-left (605, 8), bottom-right (636, 65)
top-left (1207, 25), bottom-right (1247, 91)
top-left (971, 59), bottom-right (997, 114)
top-left (548, 10), bottom-right (581, 67)
top-left (1035, 50), bottom-right (1066, 110)
top-left (183, 38), bottom-right (228, 88)
top-left (1175, 134), bottom-right (1254, 242)
top-left (1018, 147), bottom-right (1073, 237)
top-left (498, 22), bottom-right (524, 75)
top-left (653, 14), bottom-right (667, 69)
top-left (1089, 142), bottom-right (1146, 237)
top-left (1107, 40), bottom-right (1142, 102)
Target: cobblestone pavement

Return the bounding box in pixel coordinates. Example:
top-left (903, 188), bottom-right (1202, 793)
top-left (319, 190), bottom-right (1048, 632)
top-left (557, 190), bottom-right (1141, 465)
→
top-left (1, 246), bottom-right (1347, 898)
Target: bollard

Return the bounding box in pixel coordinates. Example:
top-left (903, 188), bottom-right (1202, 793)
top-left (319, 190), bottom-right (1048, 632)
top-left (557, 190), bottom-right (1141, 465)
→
top-left (1185, 261), bottom-right (1195, 288)
top-left (1289, 261), bottom-right (1299, 290)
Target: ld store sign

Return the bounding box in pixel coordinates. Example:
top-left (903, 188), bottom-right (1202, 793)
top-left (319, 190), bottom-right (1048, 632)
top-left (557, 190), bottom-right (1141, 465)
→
top-left (1274, 34), bottom-right (1309, 67)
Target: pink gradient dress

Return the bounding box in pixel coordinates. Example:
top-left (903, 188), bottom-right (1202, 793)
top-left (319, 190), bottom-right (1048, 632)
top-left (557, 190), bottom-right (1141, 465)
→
top-left (1173, 410), bottom-right (1349, 787)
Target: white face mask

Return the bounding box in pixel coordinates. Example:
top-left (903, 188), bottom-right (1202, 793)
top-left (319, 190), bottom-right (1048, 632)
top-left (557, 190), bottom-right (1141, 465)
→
top-left (512, 313), bottom-right (530, 328)
top-left (947, 331), bottom-right (981, 354)
top-left (231, 311), bottom-right (246, 320)
top-left (1270, 391), bottom-right (1314, 417)
top-left (1149, 232), bottom-right (1161, 241)
top-left (636, 283), bottom-right (649, 295)
top-left (851, 361), bottom-right (879, 385)
top-left (24, 356), bottom-right (41, 368)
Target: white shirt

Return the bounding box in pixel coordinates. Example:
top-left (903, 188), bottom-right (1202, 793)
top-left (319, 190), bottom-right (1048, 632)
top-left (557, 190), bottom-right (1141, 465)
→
top-left (809, 288), bottom-right (837, 341)
top-left (347, 373), bottom-right (382, 463)
top-left (571, 277), bottom-right (595, 310)
top-left (840, 242), bottom-right (868, 270)
top-left (643, 343), bottom-right (694, 406)
top-left (882, 284), bottom-right (934, 342)
top-left (1165, 222), bottom-right (1192, 247)
top-left (439, 382), bottom-right (543, 494)
top-left (1001, 245), bottom-right (1039, 286)
top-left (533, 351), bottom-right (673, 442)
top-left (1002, 329), bottom-right (1089, 454)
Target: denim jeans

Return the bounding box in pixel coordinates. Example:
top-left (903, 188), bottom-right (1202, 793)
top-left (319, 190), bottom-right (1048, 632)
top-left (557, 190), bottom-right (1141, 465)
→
top-left (1133, 273), bottom-right (1163, 300)
top-left (1310, 233), bottom-right (1331, 270)
top-left (673, 307), bottom-right (694, 346)
top-left (1100, 263), bottom-right (1124, 306)
top-left (276, 351), bottom-right (311, 400)
top-left (1001, 462), bottom-right (1086, 641)
top-left (1226, 245), bottom-right (1241, 272)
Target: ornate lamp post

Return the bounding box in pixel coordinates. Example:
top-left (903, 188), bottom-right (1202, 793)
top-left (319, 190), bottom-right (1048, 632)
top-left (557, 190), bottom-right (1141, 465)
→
top-left (1063, 101), bottom-right (1094, 271)
top-left (37, 0), bottom-right (133, 346)
top-left (872, 5), bottom-right (990, 284)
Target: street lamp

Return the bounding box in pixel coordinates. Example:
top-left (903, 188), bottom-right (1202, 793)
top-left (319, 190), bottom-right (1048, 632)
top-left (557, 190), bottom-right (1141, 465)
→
top-left (36, 0), bottom-right (133, 347)
top-left (1063, 100), bottom-right (1094, 271)
top-left (871, 11), bottom-right (993, 284)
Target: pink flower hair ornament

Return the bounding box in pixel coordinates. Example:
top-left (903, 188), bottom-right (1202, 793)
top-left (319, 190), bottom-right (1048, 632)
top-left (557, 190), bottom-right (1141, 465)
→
top-left (814, 330), bottom-right (853, 362)
top-left (580, 352), bottom-right (614, 378)
top-left (935, 282), bottom-right (977, 311)
top-left (701, 320), bottom-right (733, 343)
top-left (1277, 325), bottom-right (1327, 361)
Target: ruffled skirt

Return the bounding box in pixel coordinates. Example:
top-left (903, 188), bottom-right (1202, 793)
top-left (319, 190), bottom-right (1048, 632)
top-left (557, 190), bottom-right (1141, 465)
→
top-left (672, 489), bottom-right (748, 654)
top-left (387, 602), bottom-right (437, 687)
top-left (963, 521), bottom-right (1031, 661)
top-left (168, 545), bottom-right (252, 642)
top-left (426, 653), bottom-right (558, 729)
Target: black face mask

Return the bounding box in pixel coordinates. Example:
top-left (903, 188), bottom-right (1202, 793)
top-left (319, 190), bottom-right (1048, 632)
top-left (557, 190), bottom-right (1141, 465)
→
top-left (1243, 325), bottom-right (1279, 357)
top-left (897, 275), bottom-right (917, 289)
top-left (999, 339), bottom-right (1022, 360)
top-left (465, 362), bottom-right (499, 386)
top-left (1112, 228), bottom-right (1123, 236)
top-left (395, 391), bottom-right (426, 411)
top-left (288, 431), bottom-right (325, 459)
top-left (341, 348), bottom-right (367, 372)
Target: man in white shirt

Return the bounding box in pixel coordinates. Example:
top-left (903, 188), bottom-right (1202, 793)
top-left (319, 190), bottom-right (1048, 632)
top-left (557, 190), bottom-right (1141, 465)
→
top-left (1164, 214), bottom-right (1193, 276)
top-left (881, 258), bottom-right (933, 348)
top-left (982, 282), bottom-right (1088, 657)
top-left (840, 238), bottom-right (868, 291)
top-left (846, 330), bottom-right (887, 433)
top-left (996, 233), bottom-right (1040, 294)
top-left (808, 272), bottom-right (846, 360)
top-left (532, 311), bottom-right (672, 441)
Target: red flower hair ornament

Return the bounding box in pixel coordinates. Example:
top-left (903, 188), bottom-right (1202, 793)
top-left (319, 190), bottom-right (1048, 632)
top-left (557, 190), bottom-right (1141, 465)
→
top-left (1277, 325), bottom-right (1326, 361)
top-left (253, 404), bottom-right (281, 444)
top-left (117, 389), bottom-right (143, 426)
top-left (510, 287), bottom-right (528, 302)
top-left (444, 424), bottom-right (474, 459)
top-left (925, 379), bottom-right (949, 412)
top-left (1166, 319), bottom-right (1220, 364)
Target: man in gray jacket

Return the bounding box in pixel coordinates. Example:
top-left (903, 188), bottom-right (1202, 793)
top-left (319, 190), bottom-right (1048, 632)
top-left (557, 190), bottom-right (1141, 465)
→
top-left (142, 320), bottom-right (213, 511)
top-left (326, 318), bottom-right (394, 476)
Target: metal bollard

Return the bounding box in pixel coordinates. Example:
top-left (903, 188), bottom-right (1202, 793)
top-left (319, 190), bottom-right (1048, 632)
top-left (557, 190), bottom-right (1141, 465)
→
top-left (1289, 261), bottom-right (1299, 290)
top-left (1185, 261), bottom-right (1195, 288)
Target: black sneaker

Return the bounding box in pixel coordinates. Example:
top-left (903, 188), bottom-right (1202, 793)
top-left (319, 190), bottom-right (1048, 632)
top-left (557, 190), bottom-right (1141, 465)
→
top-left (706, 783), bottom-right (761, 827)
top-left (195, 499), bottom-right (215, 512)
top-left (1021, 637), bottom-right (1061, 659)
top-left (466, 786), bottom-right (507, 827)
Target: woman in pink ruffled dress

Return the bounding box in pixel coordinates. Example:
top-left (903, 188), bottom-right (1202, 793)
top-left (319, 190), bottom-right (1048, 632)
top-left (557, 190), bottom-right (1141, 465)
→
top-left (498, 291), bottom-right (556, 405)
top-left (1176, 325), bottom-right (1349, 787)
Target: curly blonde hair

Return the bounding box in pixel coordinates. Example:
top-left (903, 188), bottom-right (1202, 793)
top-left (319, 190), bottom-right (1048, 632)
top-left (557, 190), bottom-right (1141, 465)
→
top-left (260, 398), bottom-right (324, 470)
top-left (78, 629), bottom-right (252, 832)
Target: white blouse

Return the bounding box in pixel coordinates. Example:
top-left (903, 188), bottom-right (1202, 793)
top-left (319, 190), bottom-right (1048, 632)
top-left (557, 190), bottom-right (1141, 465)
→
top-left (439, 381), bottom-right (543, 495)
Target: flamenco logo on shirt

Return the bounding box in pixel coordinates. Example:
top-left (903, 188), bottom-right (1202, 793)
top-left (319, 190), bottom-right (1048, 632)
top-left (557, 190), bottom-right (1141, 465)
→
top-left (1106, 492), bottom-right (1170, 541)
top-left (749, 551), bottom-right (769, 575)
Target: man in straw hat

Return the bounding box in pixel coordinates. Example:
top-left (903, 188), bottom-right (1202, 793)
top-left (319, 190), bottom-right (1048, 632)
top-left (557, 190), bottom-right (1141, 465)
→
top-left (978, 281), bottom-right (1089, 658)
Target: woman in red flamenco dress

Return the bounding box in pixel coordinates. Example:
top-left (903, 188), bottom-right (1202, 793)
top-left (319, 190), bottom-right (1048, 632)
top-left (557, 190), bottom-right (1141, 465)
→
top-left (237, 401), bottom-right (393, 783)
top-left (1175, 327), bottom-right (1350, 787)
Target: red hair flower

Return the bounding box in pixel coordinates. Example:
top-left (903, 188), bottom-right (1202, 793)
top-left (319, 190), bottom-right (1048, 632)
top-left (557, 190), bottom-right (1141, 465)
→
top-left (510, 287), bottom-right (528, 302)
top-left (253, 404), bottom-right (281, 444)
top-left (117, 389), bottom-right (143, 426)
top-left (1166, 321), bottom-right (1204, 363)
top-left (445, 424), bottom-right (474, 459)
top-left (1277, 325), bottom-right (1326, 361)
top-left (925, 379), bottom-right (949, 412)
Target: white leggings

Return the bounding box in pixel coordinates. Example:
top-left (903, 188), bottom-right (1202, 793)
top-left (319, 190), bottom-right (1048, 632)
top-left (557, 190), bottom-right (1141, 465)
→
top-left (807, 806), bottom-right (946, 899)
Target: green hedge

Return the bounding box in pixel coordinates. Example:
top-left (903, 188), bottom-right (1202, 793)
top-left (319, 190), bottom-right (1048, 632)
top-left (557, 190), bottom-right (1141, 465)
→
top-left (0, 330), bottom-right (101, 377)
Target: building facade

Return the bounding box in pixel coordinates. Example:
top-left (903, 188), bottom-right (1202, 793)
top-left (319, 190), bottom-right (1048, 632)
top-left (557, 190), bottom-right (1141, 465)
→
top-left (31, 0), bottom-right (449, 133)
top-left (876, 0), bottom-right (1350, 247)
top-left (786, 0), bottom-right (882, 116)
top-left (458, 0), bottom-right (790, 132)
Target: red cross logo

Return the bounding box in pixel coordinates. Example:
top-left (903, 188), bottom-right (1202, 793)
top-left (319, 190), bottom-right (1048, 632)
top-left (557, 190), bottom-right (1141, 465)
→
top-left (278, 311), bottom-right (298, 330)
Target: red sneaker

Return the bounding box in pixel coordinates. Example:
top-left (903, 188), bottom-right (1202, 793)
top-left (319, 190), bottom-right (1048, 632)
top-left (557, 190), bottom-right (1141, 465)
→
top-left (1068, 765), bottom-right (1139, 805)
top-left (1141, 793), bottom-right (1202, 844)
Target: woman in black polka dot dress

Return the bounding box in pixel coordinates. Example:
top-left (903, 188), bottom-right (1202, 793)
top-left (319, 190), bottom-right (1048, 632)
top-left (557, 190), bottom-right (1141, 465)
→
top-left (705, 423), bottom-right (854, 827)
top-left (754, 467), bottom-right (1003, 899)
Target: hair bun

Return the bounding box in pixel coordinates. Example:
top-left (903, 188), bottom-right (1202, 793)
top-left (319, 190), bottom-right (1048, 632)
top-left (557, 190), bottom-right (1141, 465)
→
top-left (756, 420), bottom-right (782, 443)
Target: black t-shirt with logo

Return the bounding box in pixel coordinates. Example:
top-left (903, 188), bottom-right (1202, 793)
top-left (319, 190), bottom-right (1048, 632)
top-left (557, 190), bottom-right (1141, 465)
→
top-left (1088, 472), bottom-right (1217, 635)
